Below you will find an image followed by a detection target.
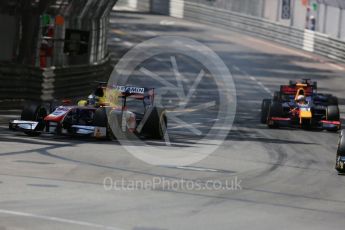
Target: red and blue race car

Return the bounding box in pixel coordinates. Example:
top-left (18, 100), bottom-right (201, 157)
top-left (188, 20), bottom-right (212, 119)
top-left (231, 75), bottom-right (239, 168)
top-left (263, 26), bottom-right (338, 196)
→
top-left (261, 79), bottom-right (341, 131)
top-left (9, 84), bottom-right (167, 139)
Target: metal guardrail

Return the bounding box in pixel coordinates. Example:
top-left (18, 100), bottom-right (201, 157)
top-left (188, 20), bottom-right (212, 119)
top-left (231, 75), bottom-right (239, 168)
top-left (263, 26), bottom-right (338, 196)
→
top-left (51, 59), bottom-right (112, 99)
top-left (0, 64), bottom-right (43, 102)
top-left (184, 2), bottom-right (303, 47)
top-left (0, 58), bottom-right (112, 109)
top-left (183, 1), bottom-right (345, 62)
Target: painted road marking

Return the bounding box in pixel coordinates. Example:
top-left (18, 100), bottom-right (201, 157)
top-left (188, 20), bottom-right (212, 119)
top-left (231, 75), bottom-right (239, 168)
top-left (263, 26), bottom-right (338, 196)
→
top-left (233, 66), bottom-right (240, 71)
top-left (233, 65), bottom-right (272, 95)
top-left (0, 209), bottom-right (121, 230)
top-left (160, 20), bottom-right (176, 25)
top-left (110, 37), bottom-right (122, 42)
top-left (122, 41), bottom-right (134, 47)
top-left (176, 166), bottom-right (219, 172)
top-left (162, 165), bottom-right (220, 172)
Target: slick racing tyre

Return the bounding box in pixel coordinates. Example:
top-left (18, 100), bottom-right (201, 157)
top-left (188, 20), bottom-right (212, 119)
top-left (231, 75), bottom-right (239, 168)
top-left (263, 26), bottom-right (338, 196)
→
top-left (261, 99), bottom-right (271, 124)
top-left (142, 107), bottom-right (167, 139)
top-left (273, 91), bottom-right (281, 102)
top-left (326, 105), bottom-right (340, 121)
top-left (21, 102), bottom-right (47, 136)
top-left (93, 107), bottom-right (108, 127)
top-left (267, 102), bottom-right (282, 128)
top-left (326, 105), bottom-right (340, 132)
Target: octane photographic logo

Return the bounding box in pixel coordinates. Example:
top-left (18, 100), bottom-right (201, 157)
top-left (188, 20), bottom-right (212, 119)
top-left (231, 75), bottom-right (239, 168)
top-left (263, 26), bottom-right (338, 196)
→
top-left (107, 36), bottom-right (236, 166)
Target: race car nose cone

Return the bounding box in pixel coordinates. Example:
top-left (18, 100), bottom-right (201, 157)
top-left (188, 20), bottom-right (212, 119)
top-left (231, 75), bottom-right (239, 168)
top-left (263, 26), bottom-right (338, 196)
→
top-left (300, 110), bottom-right (312, 119)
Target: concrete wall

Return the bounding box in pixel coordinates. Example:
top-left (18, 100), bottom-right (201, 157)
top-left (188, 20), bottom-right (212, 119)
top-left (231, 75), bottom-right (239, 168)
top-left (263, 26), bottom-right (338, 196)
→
top-left (340, 9), bottom-right (345, 40)
top-left (324, 6), bottom-right (340, 38)
top-left (137, 0), bottom-right (151, 12)
top-left (293, 0), bottom-right (307, 29)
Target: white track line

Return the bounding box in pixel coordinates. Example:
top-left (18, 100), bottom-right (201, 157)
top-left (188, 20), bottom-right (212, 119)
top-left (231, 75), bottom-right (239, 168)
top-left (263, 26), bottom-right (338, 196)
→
top-left (175, 166), bottom-right (219, 172)
top-left (160, 20), bottom-right (175, 25)
top-left (0, 209), bottom-right (121, 230)
top-left (122, 41), bottom-right (134, 47)
top-left (233, 65), bottom-right (272, 95)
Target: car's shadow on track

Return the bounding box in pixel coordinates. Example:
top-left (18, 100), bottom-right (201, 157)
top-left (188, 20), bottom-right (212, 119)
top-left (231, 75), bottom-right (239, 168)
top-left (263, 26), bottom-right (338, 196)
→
top-left (226, 128), bottom-right (317, 145)
top-left (0, 126), bottom-right (212, 149)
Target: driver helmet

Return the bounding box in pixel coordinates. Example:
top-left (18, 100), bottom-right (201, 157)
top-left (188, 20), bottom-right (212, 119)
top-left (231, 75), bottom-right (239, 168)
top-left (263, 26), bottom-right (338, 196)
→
top-left (296, 95), bottom-right (306, 103)
top-left (87, 94), bottom-right (99, 106)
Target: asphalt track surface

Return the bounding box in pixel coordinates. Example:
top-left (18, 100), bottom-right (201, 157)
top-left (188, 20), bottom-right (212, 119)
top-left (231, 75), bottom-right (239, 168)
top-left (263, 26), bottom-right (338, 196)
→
top-left (1, 8), bottom-right (345, 230)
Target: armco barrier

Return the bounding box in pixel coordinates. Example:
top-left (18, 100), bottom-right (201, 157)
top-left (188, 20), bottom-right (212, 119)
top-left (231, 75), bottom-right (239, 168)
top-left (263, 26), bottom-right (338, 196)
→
top-left (48, 59), bottom-right (112, 100)
top-left (182, 1), bottom-right (345, 62)
top-left (0, 58), bottom-right (112, 109)
top-left (0, 63), bottom-right (43, 109)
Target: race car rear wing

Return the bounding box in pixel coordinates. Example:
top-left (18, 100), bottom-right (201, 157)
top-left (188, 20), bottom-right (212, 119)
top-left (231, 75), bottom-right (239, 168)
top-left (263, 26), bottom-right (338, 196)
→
top-left (280, 85), bottom-right (314, 96)
top-left (114, 86), bottom-right (154, 98)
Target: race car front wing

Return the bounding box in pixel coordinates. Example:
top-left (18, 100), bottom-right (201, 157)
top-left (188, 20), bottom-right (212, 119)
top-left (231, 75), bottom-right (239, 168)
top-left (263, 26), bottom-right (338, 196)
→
top-left (269, 117), bottom-right (341, 130)
top-left (9, 120), bottom-right (108, 138)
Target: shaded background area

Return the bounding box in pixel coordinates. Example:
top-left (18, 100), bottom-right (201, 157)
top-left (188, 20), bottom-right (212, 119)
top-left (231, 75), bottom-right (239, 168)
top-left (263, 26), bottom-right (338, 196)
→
top-left (1, 0), bottom-right (345, 109)
top-left (1, 10), bottom-right (345, 230)
top-left (0, 0), bottom-right (118, 108)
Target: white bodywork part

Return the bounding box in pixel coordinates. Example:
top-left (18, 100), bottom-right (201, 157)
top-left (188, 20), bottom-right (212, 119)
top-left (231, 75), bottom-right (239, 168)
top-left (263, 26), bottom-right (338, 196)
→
top-left (11, 120), bottom-right (39, 130)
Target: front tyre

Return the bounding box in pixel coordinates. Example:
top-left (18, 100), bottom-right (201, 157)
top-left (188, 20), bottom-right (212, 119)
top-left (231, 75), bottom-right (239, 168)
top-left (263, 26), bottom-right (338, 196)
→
top-left (21, 102), bottom-right (47, 136)
top-left (93, 107), bottom-right (115, 140)
top-left (326, 105), bottom-right (340, 132)
top-left (261, 99), bottom-right (271, 124)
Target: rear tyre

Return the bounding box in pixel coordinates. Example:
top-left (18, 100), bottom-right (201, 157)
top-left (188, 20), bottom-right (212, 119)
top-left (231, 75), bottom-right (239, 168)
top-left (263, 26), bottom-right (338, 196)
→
top-left (273, 92), bottom-right (281, 102)
top-left (142, 107), bottom-right (167, 139)
top-left (21, 102), bottom-right (47, 136)
top-left (289, 80), bottom-right (297, 86)
top-left (312, 81), bottom-right (317, 89)
top-left (267, 102), bottom-right (282, 128)
top-left (261, 99), bottom-right (271, 124)
top-left (326, 105), bottom-right (340, 121)
top-left (328, 96), bottom-right (338, 106)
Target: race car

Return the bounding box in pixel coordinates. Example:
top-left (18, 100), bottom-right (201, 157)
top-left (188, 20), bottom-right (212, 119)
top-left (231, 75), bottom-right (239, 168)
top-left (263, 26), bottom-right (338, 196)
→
top-left (9, 85), bottom-right (167, 139)
top-left (261, 79), bottom-right (341, 131)
top-left (336, 130), bottom-right (345, 173)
